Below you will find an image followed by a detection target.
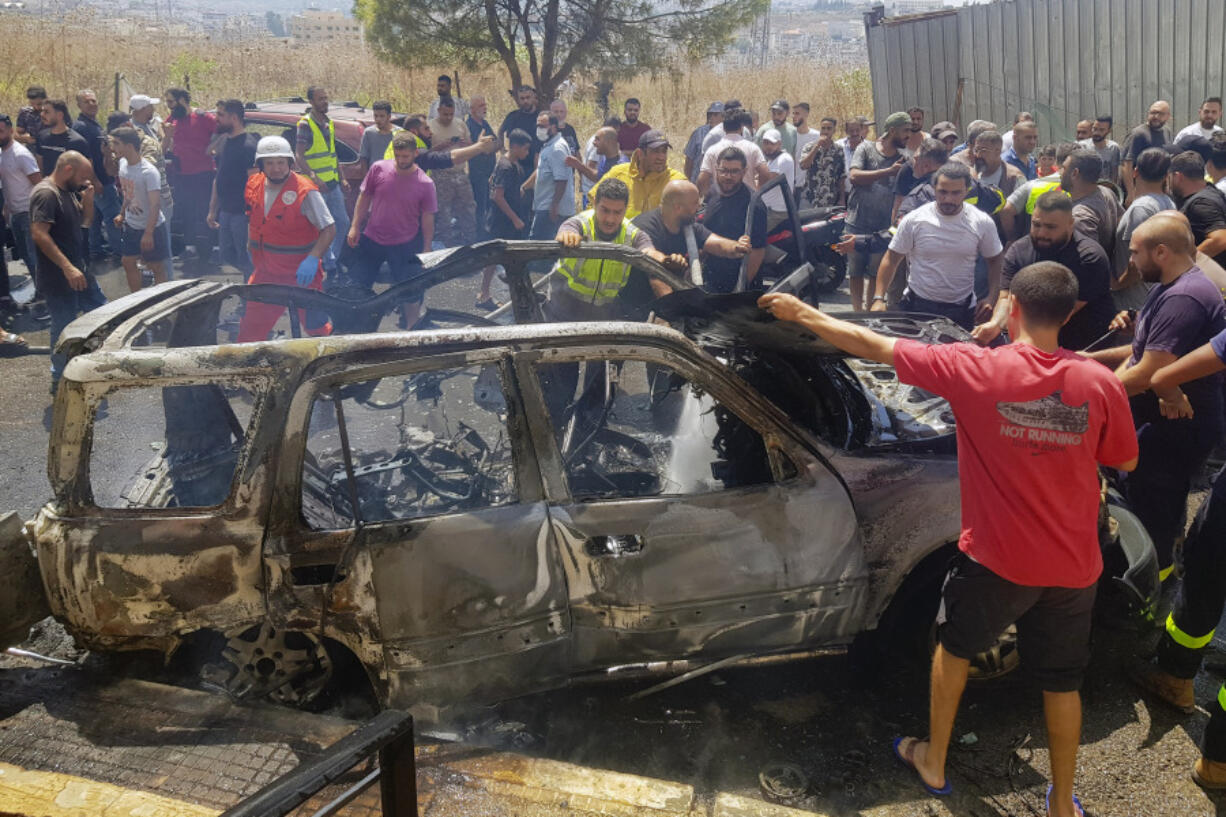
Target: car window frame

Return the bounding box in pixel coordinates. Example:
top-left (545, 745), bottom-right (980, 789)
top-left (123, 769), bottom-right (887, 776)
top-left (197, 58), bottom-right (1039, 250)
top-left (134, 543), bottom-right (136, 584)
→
top-left (71, 374), bottom-right (269, 518)
top-left (511, 342), bottom-right (819, 505)
top-left (282, 347), bottom-right (543, 537)
top-left (243, 116), bottom-right (359, 165)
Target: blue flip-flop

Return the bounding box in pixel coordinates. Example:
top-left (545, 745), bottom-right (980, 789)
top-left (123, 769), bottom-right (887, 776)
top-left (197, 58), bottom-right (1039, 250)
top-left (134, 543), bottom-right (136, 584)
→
top-left (892, 736), bottom-right (953, 796)
top-left (1046, 784), bottom-right (1086, 816)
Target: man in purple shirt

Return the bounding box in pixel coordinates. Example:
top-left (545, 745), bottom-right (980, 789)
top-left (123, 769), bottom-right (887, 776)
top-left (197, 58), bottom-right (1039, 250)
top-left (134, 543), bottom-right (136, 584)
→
top-left (347, 132), bottom-right (437, 330)
top-left (1086, 212), bottom-right (1226, 581)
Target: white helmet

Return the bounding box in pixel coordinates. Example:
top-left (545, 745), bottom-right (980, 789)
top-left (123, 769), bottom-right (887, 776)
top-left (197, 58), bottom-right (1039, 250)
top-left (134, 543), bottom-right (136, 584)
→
top-left (256, 135), bottom-right (294, 161)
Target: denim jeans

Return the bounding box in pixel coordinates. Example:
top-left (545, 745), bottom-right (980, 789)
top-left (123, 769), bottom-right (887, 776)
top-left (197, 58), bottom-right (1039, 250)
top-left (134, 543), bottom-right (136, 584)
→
top-left (88, 183), bottom-right (123, 257)
top-left (48, 273), bottom-right (108, 384)
top-left (8, 210), bottom-right (38, 273)
top-left (160, 202), bottom-right (175, 279)
top-left (174, 171), bottom-right (215, 257)
top-left (321, 183), bottom-right (350, 277)
top-left (217, 210), bottom-right (251, 275)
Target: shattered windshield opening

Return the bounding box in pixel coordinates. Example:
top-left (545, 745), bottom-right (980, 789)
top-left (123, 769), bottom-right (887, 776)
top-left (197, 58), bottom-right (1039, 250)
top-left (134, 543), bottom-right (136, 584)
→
top-left (537, 358), bottom-right (774, 500)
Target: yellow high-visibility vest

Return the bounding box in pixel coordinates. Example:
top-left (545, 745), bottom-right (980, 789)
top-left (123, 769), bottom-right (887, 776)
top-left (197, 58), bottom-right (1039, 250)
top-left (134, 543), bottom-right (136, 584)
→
top-left (299, 114), bottom-right (339, 184)
top-left (554, 210), bottom-right (640, 306)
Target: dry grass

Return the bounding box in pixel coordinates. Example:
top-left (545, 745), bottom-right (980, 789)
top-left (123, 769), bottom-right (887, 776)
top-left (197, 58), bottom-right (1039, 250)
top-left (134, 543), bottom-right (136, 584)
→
top-left (0, 12), bottom-right (872, 151)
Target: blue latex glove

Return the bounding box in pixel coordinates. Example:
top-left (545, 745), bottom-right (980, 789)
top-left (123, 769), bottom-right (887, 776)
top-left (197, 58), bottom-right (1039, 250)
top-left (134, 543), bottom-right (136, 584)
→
top-left (296, 256), bottom-right (319, 287)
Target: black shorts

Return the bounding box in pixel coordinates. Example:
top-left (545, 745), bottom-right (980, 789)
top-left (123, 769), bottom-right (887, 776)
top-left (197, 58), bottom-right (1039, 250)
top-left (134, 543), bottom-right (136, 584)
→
top-left (120, 223), bottom-right (171, 262)
top-left (938, 555), bottom-right (1096, 692)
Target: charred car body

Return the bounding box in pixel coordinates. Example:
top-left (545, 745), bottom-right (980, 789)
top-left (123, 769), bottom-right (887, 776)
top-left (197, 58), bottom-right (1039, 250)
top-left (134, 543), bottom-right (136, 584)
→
top-left (2, 241), bottom-right (1158, 717)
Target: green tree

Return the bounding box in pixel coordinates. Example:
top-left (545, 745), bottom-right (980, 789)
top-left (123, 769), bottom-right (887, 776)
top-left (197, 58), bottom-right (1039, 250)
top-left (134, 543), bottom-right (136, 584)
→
top-left (355, 0), bottom-right (767, 101)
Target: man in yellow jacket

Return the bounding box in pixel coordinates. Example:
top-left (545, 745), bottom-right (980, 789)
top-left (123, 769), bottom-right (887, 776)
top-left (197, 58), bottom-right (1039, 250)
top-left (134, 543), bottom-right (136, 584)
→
top-left (593, 129), bottom-right (686, 219)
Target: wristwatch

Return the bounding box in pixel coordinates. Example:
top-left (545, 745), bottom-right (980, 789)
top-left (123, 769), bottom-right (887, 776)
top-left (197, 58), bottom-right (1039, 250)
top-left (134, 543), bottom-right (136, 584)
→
top-left (872, 295), bottom-right (886, 303)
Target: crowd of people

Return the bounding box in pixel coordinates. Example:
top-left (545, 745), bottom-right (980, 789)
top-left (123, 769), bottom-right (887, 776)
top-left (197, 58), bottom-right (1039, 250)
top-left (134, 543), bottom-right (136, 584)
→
top-left (759, 94), bottom-right (1226, 815)
top-left (9, 73), bottom-right (1226, 813)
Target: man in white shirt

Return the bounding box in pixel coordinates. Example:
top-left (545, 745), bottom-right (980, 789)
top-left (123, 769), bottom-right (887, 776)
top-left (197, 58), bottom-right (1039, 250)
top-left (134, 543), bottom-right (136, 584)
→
top-left (760, 128), bottom-right (796, 229)
top-left (792, 103), bottom-right (820, 161)
top-left (110, 126), bottom-right (169, 291)
top-left (1176, 97), bottom-right (1223, 142)
top-left (0, 113), bottom-right (43, 276)
top-left (696, 109), bottom-right (769, 194)
top-left (871, 162), bottom-right (1004, 330)
top-left (701, 99), bottom-right (751, 154)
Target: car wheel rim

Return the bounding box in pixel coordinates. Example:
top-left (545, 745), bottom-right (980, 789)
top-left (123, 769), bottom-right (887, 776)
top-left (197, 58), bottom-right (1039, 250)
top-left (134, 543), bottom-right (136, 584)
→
top-left (204, 622), bottom-right (333, 706)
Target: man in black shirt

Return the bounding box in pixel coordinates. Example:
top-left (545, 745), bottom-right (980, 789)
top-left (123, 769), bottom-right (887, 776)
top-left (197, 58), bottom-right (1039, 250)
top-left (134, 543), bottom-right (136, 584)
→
top-left (35, 99), bottom-right (88, 178)
top-left (207, 99), bottom-right (259, 275)
top-left (891, 137), bottom-right (948, 224)
top-left (29, 151), bottom-right (107, 392)
top-left (1170, 150), bottom-right (1226, 268)
top-left (72, 89), bottom-right (121, 262)
top-left (478, 129), bottom-right (534, 309)
top-left (697, 146), bottom-right (767, 293)
top-left (1122, 100), bottom-right (1171, 202)
top-left (973, 191), bottom-right (1113, 351)
top-left (466, 95), bottom-right (497, 239)
top-left (633, 180), bottom-right (750, 282)
top-left (498, 85), bottom-right (541, 175)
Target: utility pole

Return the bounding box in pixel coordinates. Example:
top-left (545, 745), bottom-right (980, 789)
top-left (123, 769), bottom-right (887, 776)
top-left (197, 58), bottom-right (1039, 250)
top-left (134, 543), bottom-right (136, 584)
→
top-left (747, 0), bottom-right (771, 67)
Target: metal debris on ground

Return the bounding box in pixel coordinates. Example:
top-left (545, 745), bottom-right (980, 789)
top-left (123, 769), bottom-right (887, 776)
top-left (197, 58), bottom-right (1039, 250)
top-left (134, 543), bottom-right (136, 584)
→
top-left (758, 761), bottom-right (809, 804)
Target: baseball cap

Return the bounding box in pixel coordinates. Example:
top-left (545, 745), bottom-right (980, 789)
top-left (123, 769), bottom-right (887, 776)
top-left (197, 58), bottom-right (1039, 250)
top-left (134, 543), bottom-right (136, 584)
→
top-left (129, 94), bottom-right (155, 111)
top-left (707, 101), bottom-right (724, 114)
top-left (762, 128), bottom-right (782, 144)
top-left (770, 99), bottom-right (789, 111)
top-left (883, 111), bottom-right (911, 130)
top-left (638, 129), bottom-right (670, 149)
top-left (937, 129), bottom-right (959, 141)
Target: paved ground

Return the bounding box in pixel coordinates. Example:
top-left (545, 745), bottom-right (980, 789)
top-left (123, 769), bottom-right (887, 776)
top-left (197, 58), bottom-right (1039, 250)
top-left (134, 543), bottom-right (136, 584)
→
top-left (1, 255), bottom-right (1225, 816)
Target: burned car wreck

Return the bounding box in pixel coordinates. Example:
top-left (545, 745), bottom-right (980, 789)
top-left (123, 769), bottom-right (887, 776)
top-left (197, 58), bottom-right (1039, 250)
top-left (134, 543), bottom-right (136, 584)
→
top-left (2, 240), bottom-right (1159, 718)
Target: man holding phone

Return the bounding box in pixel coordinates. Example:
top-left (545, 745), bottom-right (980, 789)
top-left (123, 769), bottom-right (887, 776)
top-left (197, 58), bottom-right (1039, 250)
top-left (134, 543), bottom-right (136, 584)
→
top-left (29, 150), bottom-right (107, 394)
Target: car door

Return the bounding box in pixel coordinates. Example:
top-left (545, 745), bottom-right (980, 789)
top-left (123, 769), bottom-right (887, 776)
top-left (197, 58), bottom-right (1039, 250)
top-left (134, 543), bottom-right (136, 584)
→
top-left (265, 347), bottom-right (572, 710)
top-left (513, 341), bottom-right (868, 671)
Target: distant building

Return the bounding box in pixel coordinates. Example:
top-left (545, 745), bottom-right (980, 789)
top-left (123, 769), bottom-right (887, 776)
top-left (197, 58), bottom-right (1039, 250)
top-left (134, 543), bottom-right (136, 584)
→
top-left (887, 0), bottom-right (945, 14)
top-left (288, 9), bottom-right (362, 43)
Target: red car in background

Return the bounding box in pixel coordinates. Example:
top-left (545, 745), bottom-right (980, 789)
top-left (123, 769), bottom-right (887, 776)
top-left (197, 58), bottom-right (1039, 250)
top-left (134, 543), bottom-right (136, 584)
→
top-left (242, 99), bottom-right (414, 214)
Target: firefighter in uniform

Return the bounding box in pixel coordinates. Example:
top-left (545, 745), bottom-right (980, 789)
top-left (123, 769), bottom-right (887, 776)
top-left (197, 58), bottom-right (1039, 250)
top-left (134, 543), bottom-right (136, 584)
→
top-left (236, 136), bottom-right (336, 343)
top-left (1129, 335), bottom-right (1226, 790)
top-left (295, 86), bottom-right (349, 279)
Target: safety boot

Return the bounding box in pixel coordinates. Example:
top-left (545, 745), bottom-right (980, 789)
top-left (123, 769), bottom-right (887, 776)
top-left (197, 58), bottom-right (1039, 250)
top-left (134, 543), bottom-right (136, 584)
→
top-left (1129, 660), bottom-right (1196, 714)
top-left (1193, 757), bottom-right (1226, 790)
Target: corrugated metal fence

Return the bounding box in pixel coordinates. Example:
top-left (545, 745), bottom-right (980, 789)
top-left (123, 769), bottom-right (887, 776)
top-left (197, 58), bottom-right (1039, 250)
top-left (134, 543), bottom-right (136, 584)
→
top-left (865, 0), bottom-right (1226, 144)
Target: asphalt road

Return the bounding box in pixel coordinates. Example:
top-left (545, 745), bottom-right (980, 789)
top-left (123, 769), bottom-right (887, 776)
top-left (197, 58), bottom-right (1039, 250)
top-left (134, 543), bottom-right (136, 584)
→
top-left (1, 253), bottom-right (1224, 817)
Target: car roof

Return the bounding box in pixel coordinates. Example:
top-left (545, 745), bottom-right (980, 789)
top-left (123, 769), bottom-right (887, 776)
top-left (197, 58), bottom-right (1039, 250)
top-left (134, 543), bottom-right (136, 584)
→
top-left (55, 241), bottom-right (688, 360)
top-left (62, 320), bottom-right (704, 384)
top-left (246, 101), bottom-right (409, 122)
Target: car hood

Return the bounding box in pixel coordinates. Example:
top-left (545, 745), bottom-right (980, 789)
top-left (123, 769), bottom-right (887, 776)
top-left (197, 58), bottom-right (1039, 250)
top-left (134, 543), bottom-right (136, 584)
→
top-left (652, 290), bottom-right (960, 448)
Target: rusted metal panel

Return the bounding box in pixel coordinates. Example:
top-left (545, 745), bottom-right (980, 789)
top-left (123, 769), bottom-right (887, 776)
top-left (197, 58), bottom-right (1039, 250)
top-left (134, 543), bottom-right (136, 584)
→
top-left (867, 0), bottom-right (1226, 144)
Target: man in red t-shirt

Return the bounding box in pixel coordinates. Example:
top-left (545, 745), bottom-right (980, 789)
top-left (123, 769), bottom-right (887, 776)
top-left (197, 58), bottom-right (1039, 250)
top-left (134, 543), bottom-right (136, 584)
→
top-left (162, 87), bottom-right (217, 266)
top-left (760, 261), bottom-right (1138, 817)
